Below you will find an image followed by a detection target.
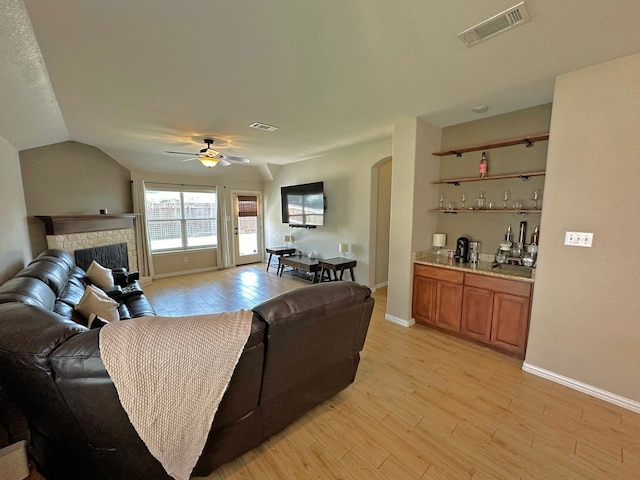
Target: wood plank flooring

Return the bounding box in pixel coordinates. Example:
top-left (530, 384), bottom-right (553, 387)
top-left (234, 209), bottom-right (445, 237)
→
top-left (144, 264), bottom-right (640, 480)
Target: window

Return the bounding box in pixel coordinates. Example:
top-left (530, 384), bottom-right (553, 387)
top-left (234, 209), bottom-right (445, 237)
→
top-left (145, 185), bottom-right (217, 252)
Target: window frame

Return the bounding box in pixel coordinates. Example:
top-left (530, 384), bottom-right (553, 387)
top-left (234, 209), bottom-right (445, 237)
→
top-left (145, 184), bottom-right (218, 254)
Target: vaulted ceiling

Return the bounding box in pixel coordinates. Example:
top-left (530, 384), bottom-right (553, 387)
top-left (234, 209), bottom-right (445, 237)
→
top-left (2, 0), bottom-right (640, 177)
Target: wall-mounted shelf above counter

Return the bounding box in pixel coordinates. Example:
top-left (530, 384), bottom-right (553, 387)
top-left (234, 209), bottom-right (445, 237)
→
top-left (428, 209), bottom-right (542, 215)
top-left (432, 171), bottom-right (545, 186)
top-left (432, 133), bottom-right (549, 157)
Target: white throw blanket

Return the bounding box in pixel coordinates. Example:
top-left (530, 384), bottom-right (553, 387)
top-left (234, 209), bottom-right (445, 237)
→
top-left (99, 310), bottom-right (253, 480)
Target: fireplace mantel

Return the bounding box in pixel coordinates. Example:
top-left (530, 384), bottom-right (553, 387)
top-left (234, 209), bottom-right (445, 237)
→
top-left (36, 214), bottom-right (137, 235)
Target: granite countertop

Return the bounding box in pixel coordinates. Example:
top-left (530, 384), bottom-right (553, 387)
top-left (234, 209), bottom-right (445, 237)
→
top-left (414, 251), bottom-right (535, 283)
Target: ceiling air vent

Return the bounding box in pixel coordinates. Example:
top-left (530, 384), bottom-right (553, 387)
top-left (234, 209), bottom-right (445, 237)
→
top-left (249, 122), bottom-right (278, 132)
top-left (458, 1), bottom-right (531, 47)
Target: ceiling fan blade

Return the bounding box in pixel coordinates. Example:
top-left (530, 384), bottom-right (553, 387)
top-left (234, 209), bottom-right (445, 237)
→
top-left (219, 159), bottom-right (232, 167)
top-left (219, 154), bottom-right (250, 163)
top-left (181, 157), bottom-right (198, 162)
top-left (165, 150), bottom-right (198, 155)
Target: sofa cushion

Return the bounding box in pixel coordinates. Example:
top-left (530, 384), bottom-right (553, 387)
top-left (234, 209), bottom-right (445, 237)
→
top-left (0, 277), bottom-right (57, 310)
top-left (86, 260), bottom-right (115, 291)
top-left (15, 261), bottom-right (69, 297)
top-left (75, 285), bottom-right (120, 324)
top-left (118, 294), bottom-right (156, 319)
top-left (34, 249), bottom-right (75, 272)
top-left (58, 276), bottom-right (87, 307)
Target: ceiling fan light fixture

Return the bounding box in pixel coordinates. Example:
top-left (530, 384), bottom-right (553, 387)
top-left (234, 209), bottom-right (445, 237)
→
top-left (199, 157), bottom-right (219, 168)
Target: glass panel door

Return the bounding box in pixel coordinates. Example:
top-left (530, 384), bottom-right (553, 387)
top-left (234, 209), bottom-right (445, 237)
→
top-left (232, 192), bottom-right (263, 265)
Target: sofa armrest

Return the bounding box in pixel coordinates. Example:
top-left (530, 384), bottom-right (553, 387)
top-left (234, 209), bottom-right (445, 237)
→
top-left (112, 270), bottom-right (140, 287)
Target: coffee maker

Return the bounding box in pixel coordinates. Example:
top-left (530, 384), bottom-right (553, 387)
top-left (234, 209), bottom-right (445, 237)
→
top-left (455, 237), bottom-right (470, 263)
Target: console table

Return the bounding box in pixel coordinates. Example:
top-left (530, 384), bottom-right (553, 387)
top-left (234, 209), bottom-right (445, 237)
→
top-left (265, 247), bottom-right (296, 272)
top-left (318, 257), bottom-right (357, 282)
top-left (278, 255), bottom-right (321, 283)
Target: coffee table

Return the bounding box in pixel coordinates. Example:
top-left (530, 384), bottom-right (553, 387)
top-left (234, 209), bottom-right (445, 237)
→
top-left (278, 255), bottom-right (321, 283)
top-left (265, 246), bottom-right (296, 272)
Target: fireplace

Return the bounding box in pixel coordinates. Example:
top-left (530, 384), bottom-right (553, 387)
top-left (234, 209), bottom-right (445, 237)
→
top-left (37, 214), bottom-right (138, 273)
top-left (75, 243), bottom-right (130, 271)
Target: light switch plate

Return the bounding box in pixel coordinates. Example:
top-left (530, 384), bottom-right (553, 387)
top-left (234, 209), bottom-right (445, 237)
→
top-left (564, 231), bottom-right (593, 247)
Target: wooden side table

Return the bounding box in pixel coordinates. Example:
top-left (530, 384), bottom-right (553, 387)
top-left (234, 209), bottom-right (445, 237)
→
top-left (318, 257), bottom-right (357, 282)
top-left (265, 247), bottom-right (296, 272)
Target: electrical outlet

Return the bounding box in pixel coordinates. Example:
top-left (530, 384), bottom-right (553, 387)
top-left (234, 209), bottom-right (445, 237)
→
top-left (564, 231), bottom-right (593, 247)
top-left (183, 256), bottom-right (189, 263)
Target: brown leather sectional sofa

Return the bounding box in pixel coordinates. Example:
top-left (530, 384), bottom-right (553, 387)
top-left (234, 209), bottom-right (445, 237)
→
top-left (0, 249), bottom-right (374, 479)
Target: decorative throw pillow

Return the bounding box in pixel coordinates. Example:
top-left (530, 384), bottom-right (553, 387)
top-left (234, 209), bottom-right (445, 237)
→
top-left (86, 260), bottom-right (115, 290)
top-left (75, 284), bottom-right (120, 325)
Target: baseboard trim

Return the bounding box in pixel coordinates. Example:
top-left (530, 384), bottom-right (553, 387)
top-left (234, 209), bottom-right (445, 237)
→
top-left (375, 281), bottom-right (388, 289)
top-left (384, 313), bottom-right (414, 328)
top-left (522, 362), bottom-right (640, 414)
top-left (153, 267), bottom-right (218, 279)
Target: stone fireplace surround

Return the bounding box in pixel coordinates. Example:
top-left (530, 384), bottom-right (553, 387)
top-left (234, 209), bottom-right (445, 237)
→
top-left (37, 214), bottom-right (138, 274)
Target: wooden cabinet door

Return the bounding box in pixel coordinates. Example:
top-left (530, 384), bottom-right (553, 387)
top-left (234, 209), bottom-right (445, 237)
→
top-left (413, 275), bottom-right (437, 325)
top-left (491, 292), bottom-right (531, 357)
top-left (461, 286), bottom-right (493, 342)
top-left (435, 281), bottom-right (463, 333)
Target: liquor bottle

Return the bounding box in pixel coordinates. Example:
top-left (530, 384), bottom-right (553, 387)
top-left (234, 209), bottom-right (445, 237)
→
top-left (530, 226), bottom-right (540, 245)
top-left (518, 221), bottom-right (527, 244)
top-left (505, 224), bottom-right (512, 242)
top-left (479, 151), bottom-right (488, 178)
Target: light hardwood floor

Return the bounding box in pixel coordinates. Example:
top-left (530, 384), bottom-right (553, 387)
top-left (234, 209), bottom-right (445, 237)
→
top-left (144, 264), bottom-right (640, 480)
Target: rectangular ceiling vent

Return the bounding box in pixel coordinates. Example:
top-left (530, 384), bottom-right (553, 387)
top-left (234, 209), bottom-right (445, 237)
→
top-left (249, 122), bottom-right (279, 132)
top-left (458, 1), bottom-right (531, 47)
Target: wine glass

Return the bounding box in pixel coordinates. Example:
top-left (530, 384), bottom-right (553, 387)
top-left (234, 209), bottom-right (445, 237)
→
top-left (531, 189), bottom-right (540, 209)
top-left (439, 193), bottom-right (446, 209)
top-left (460, 192), bottom-right (467, 209)
top-left (503, 190), bottom-right (510, 209)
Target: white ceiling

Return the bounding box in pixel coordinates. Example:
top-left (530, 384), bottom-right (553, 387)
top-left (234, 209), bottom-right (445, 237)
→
top-left (3, 0), bottom-right (640, 178)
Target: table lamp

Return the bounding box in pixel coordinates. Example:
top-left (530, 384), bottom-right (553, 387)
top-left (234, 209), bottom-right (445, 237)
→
top-left (432, 233), bottom-right (447, 256)
top-left (338, 242), bottom-right (349, 258)
top-left (283, 234), bottom-right (293, 248)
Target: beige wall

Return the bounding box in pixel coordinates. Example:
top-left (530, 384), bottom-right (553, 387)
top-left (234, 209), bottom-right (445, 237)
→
top-left (263, 138), bottom-right (392, 288)
top-left (526, 53), bottom-right (640, 404)
top-left (375, 159), bottom-right (392, 286)
top-left (0, 136), bottom-right (32, 282)
top-left (437, 104), bottom-right (551, 254)
top-left (20, 141), bottom-right (132, 255)
top-left (153, 249), bottom-right (218, 277)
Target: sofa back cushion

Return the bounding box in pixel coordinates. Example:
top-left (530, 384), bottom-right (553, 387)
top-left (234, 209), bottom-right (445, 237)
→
top-left (34, 249), bottom-right (75, 270)
top-left (253, 281), bottom-right (373, 404)
top-left (0, 277), bottom-right (57, 310)
top-left (16, 261), bottom-right (69, 297)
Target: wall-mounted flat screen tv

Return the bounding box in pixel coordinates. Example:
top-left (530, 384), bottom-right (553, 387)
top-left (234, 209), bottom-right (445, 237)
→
top-left (281, 181), bottom-right (325, 227)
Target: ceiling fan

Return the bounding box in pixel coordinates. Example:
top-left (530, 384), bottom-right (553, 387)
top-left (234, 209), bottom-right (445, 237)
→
top-left (165, 138), bottom-right (250, 168)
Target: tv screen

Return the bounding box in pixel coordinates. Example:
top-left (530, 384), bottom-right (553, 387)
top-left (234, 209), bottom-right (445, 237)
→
top-left (281, 181), bottom-right (325, 227)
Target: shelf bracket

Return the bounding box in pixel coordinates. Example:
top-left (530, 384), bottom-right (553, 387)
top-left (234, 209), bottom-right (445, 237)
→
top-left (523, 139), bottom-right (534, 148)
top-left (518, 175), bottom-right (531, 182)
top-left (447, 181), bottom-right (461, 186)
top-left (454, 152), bottom-right (462, 158)
top-left (444, 211), bottom-right (458, 215)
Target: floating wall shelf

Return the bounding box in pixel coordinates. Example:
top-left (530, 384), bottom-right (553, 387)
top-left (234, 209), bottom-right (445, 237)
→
top-left (432, 133), bottom-right (549, 157)
top-left (432, 171), bottom-right (546, 186)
